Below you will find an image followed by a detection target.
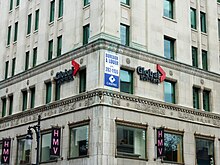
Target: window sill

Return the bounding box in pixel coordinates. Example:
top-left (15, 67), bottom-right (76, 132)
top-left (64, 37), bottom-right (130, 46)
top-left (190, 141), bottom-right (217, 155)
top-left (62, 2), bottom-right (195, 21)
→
top-left (116, 152), bottom-right (147, 161)
top-left (162, 160), bottom-right (184, 165)
top-left (163, 16), bottom-right (177, 23)
top-left (39, 159), bottom-right (57, 164)
top-left (67, 155), bottom-right (89, 160)
top-left (33, 30), bottom-right (38, 34)
top-left (120, 3), bottom-right (130, 9)
top-left (13, 41), bottom-right (17, 45)
top-left (201, 32), bottom-right (208, 36)
top-left (191, 28), bottom-right (197, 32)
top-left (8, 10), bottom-right (13, 13)
top-left (6, 44), bottom-right (10, 48)
top-left (83, 3), bottom-right (90, 9)
top-left (57, 16), bottom-right (63, 22)
top-left (49, 21), bottom-right (54, 26)
top-left (15, 6), bottom-right (19, 10)
top-left (26, 34), bottom-right (31, 38)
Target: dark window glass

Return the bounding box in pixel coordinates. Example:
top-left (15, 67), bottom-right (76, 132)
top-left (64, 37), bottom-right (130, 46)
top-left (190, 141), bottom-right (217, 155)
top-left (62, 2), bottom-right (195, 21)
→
top-left (14, 22), bottom-right (18, 42)
top-left (57, 36), bottom-right (62, 57)
top-left (192, 47), bottom-right (198, 67)
top-left (164, 37), bottom-right (174, 60)
top-left (116, 125), bottom-right (146, 159)
top-left (12, 58), bottom-right (16, 76)
top-left (25, 51), bottom-right (29, 70)
top-left (79, 69), bottom-right (86, 93)
top-left (9, 95), bottom-right (13, 115)
top-left (83, 24), bottom-right (90, 45)
top-left (164, 132), bottom-right (183, 163)
top-left (164, 0), bottom-right (173, 19)
top-left (203, 90), bottom-right (210, 112)
top-left (16, 138), bottom-right (31, 164)
top-left (120, 69), bottom-right (133, 94)
top-left (46, 82), bottom-right (52, 104)
top-left (50, 0), bottom-right (55, 22)
top-left (22, 90), bottom-right (28, 111)
top-left (10, 0), bottom-right (13, 10)
top-left (196, 138), bottom-right (214, 165)
top-left (120, 24), bottom-right (129, 46)
top-left (69, 124), bottom-right (89, 158)
top-left (0, 143), bottom-right (2, 160)
top-left (27, 14), bottom-right (32, 35)
top-left (7, 26), bottom-right (11, 46)
top-left (16, 0), bottom-right (19, 7)
top-left (84, 0), bottom-right (90, 6)
top-left (164, 80), bottom-right (175, 103)
top-left (58, 0), bottom-right (63, 18)
top-left (202, 50), bottom-right (208, 70)
top-left (121, 0), bottom-right (129, 5)
top-left (1, 98), bottom-right (6, 117)
top-left (5, 61), bottom-right (9, 79)
top-left (193, 87), bottom-right (200, 109)
top-left (35, 9), bottom-right (39, 31)
top-left (55, 84), bottom-right (60, 101)
top-left (200, 12), bottom-right (206, 33)
top-left (48, 40), bottom-right (53, 60)
top-left (30, 87), bottom-right (35, 108)
top-left (191, 8), bottom-right (196, 29)
top-left (218, 19), bottom-right (220, 39)
top-left (33, 47), bottom-right (37, 67)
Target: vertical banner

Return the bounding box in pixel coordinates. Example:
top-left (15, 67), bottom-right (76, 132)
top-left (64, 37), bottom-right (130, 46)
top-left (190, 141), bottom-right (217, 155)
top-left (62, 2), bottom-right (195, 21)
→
top-left (104, 52), bottom-right (119, 88)
top-left (1, 138), bottom-right (11, 164)
top-left (157, 128), bottom-right (164, 158)
top-left (50, 127), bottom-right (61, 157)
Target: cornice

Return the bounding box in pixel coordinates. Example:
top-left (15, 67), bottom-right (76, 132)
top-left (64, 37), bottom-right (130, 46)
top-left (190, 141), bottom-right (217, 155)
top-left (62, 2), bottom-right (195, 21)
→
top-left (1, 39), bottom-right (220, 89)
top-left (0, 89), bottom-right (220, 131)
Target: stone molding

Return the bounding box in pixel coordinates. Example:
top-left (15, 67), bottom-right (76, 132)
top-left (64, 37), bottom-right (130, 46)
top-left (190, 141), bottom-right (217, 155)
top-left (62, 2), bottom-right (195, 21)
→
top-left (0, 89), bottom-right (220, 130)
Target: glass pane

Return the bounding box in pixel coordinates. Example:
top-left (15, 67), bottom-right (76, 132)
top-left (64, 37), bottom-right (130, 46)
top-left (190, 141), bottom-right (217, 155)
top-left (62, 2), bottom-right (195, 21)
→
top-left (46, 82), bottom-right (52, 104)
top-left (79, 69), bottom-right (86, 93)
top-left (83, 25), bottom-right (90, 45)
top-left (192, 47), bottom-right (198, 67)
top-left (35, 10), bottom-right (39, 31)
top-left (2, 98), bottom-right (6, 117)
top-left (16, 0), bottom-right (19, 6)
top-left (218, 19), bottom-right (220, 39)
top-left (55, 84), bottom-right (60, 101)
top-left (70, 125), bottom-right (89, 158)
top-left (200, 12), bottom-right (206, 33)
top-left (48, 40), bottom-right (53, 60)
top-left (25, 51), bottom-right (29, 70)
top-left (30, 87), bottom-right (35, 108)
top-left (58, 0), bottom-right (63, 17)
top-left (84, 0), bottom-right (90, 6)
top-left (41, 133), bottom-right (52, 162)
top-left (196, 138), bottom-right (214, 165)
top-left (120, 24), bottom-right (129, 46)
top-left (193, 87), bottom-right (200, 109)
top-left (191, 8), bottom-right (196, 29)
top-left (10, 0), bottom-right (13, 10)
top-left (50, 0), bottom-right (55, 22)
top-left (33, 48), bottom-right (37, 67)
top-left (17, 139), bottom-right (31, 165)
top-left (202, 50), bottom-right (208, 70)
top-left (0, 143), bottom-right (2, 163)
top-left (164, 38), bottom-right (174, 60)
top-left (120, 69), bottom-right (133, 94)
top-left (117, 125), bottom-right (146, 159)
top-left (7, 26), bottom-right (11, 45)
top-left (22, 90), bottom-right (27, 111)
top-left (14, 22), bottom-right (18, 42)
top-left (27, 14), bottom-right (32, 34)
top-left (12, 58), bottom-right (16, 76)
top-left (57, 36), bottom-right (62, 57)
top-left (164, 0), bottom-right (173, 19)
top-left (203, 90), bottom-right (210, 112)
top-left (121, 0), bottom-right (129, 5)
top-left (9, 95), bottom-right (13, 115)
top-left (164, 81), bottom-right (175, 103)
top-left (164, 133), bottom-right (183, 163)
top-left (5, 61), bottom-right (9, 79)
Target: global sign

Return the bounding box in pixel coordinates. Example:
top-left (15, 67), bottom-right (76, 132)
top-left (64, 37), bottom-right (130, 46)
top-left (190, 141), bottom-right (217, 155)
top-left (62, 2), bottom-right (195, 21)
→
top-left (137, 64), bottom-right (166, 84)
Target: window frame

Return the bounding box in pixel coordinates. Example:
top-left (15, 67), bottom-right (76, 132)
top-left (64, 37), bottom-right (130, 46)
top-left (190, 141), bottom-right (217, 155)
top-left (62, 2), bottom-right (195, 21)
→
top-left (58, 0), bottom-right (63, 18)
top-left (202, 50), bottom-right (208, 70)
top-left (5, 61), bottom-right (9, 79)
top-left (115, 120), bottom-right (147, 160)
top-left (83, 24), bottom-right (90, 45)
top-left (164, 36), bottom-right (175, 60)
top-left (193, 87), bottom-right (200, 109)
top-left (50, 0), bottom-right (55, 23)
top-left (9, 94), bottom-right (13, 115)
top-left (45, 81), bottom-right (52, 104)
top-left (25, 51), bottom-right (30, 70)
top-left (9, 0), bottom-right (13, 11)
top-left (120, 0), bottom-right (129, 6)
top-left (120, 68), bottom-right (133, 94)
top-left (57, 36), bottom-right (62, 57)
top-left (192, 46), bottom-right (198, 67)
top-left (22, 90), bottom-right (28, 111)
top-left (68, 120), bottom-right (90, 159)
top-left (200, 12), bottom-right (206, 33)
top-left (7, 26), bottom-right (11, 46)
top-left (84, 0), bottom-right (90, 6)
top-left (79, 68), bottom-right (87, 93)
top-left (14, 22), bottom-right (18, 42)
top-left (120, 23), bottom-right (130, 46)
top-left (190, 8), bottom-right (196, 29)
top-left (30, 86), bottom-right (35, 108)
top-left (35, 9), bottom-right (39, 31)
top-left (27, 14), bottom-right (32, 35)
top-left (203, 90), bottom-right (210, 112)
top-left (163, 0), bottom-right (174, 19)
top-left (33, 47), bottom-right (37, 67)
top-left (1, 97), bottom-right (7, 117)
top-left (12, 58), bottom-right (16, 76)
top-left (55, 83), bottom-right (61, 101)
top-left (164, 80), bottom-right (176, 104)
top-left (48, 40), bottom-right (53, 60)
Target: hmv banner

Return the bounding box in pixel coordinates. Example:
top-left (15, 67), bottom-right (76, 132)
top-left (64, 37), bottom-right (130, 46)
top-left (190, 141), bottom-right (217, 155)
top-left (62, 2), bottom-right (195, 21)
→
top-left (157, 128), bottom-right (164, 158)
top-left (50, 127), bottom-right (61, 157)
top-left (1, 138), bottom-right (11, 164)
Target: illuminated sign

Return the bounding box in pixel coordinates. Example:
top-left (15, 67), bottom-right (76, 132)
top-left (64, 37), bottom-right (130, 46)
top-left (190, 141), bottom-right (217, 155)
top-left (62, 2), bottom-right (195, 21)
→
top-left (137, 64), bottom-right (166, 84)
top-left (50, 127), bottom-right (61, 157)
top-left (1, 138), bottom-right (11, 164)
top-left (157, 128), bottom-right (164, 158)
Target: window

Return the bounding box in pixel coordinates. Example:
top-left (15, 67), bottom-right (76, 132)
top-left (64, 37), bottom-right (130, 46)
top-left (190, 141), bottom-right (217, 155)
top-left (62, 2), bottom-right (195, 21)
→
top-left (30, 87), bottom-right (35, 108)
top-left (57, 36), bottom-right (62, 57)
top-left (50, 0), bottom-right (55, 22)
top-left (79, 69), bottom-right (86, 93)
top-left (7, 26), bottom-right (11, 45)
top-left (120, 69), bottom-right (133, 94)
top-left (5, 61), bottom-right (9, 79)
top-left (58, 0), bottom-right (63, 18)
top-left (12, 58), bottom-right (16, 76)
top-left (1, 98), bottom-right (6, 117)
top-left (14, 22), bottom-right (18, 42)
top-left (9, 0), bottom-right (13, 10)
top-left (16, 138), bottom-right (31, 165)
top-left (192, 47), bottom-right (198, 67)
top-left (0, 143), bottom-right (2, 162)
top-left (69, 124), bottom-right (89, 158)
top-left (164, 0), bottom-right (174, 19)
top-left (164, 37), bottom-right (174, 60)
top-left (16, 0), bottom-right (19, 7)
top-left (121, 0), bottom-right (129, 5)
top-left (120, 24), bottom-right (129, 46)
top-left (55, 83), bottom-right (60, 101)
top-left (46, 82), bottom-right (52, 104)
top-left (200, 12), bottom-right (206, 33)
top-left (218, 0), bottom-right (220, 3)
top-left (40, 132), bottom-right (56, 162)
top-left (193, 87), bottom-right (200, 109)
top-left (163, 132), bottom-right (183, 163)
top-left (27, 14), bottom-right (32, 35)
top-left (9, 95), bottom-right (13, 115)
top-left (203, 90), bottom-right (210, 112)
top-left (116, 123), bottom-right (146, 159)
top-left (48, 40), bottom-right (53, 60)
top-left (191, 8), bottom-right (196, 29)
top-left (84, 0), bottom-right (90, 6)
top-left (35, 9), bottom-right (39, 31)
top-left (33, 47), bottom-right (37, 67)
top-left (164, 80), bottom-right (175, 103)
top-left (25, 51), bottom-right (29, 70)
top-left (22, 90), bottom-right (27, 111)
top-left (202, 50), bottom-right (208, 70)
top-left (218, 19), bottom-right (220, 39)
top-left (83, 24), bottom-right (90, 45)
top-left (195, 138), bottom-right (214, 165)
